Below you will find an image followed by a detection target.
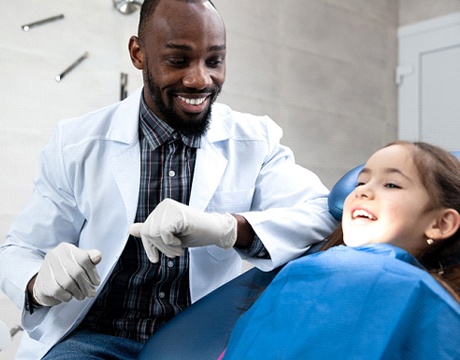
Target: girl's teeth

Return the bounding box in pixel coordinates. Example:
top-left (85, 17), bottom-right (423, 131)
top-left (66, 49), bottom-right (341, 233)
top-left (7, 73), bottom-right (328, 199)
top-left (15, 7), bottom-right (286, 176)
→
top-left (352, 209), bottom-right (375, 220)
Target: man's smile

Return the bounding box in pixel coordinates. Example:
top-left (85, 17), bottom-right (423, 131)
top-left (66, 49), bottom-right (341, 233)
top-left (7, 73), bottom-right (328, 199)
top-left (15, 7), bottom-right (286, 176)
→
top-left (175, 94), bottom-right (211, 114)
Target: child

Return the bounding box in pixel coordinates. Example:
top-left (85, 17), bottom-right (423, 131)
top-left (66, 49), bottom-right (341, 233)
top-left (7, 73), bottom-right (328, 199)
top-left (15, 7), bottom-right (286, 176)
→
top-left (221, 141), bottom-right (460, 359)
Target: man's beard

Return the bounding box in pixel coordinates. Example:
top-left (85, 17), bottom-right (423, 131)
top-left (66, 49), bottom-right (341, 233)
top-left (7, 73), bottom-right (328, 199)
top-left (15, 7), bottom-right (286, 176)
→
top-left (145, 67), bottom-right (221, 137)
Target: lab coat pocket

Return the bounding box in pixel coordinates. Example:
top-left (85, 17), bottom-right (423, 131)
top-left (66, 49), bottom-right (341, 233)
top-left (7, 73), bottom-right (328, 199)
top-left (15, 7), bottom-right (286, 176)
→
top-left (206, 189), bottom-right (254, 213)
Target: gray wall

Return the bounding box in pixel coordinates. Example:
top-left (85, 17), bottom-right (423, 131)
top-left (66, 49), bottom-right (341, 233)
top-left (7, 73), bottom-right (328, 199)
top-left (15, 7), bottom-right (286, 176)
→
top-left (1, 0), bottom-right (460, 357)
top-left (400, 0), bottom-right (460, 25)
top-left (215, 0), bottom-right (399, 189)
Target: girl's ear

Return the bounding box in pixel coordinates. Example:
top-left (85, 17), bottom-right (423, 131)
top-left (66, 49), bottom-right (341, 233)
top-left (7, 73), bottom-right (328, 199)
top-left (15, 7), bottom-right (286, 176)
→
top-left (425, 209), bottom-right (460, 241)
top-left (129, 36), bottom-right (145, 70)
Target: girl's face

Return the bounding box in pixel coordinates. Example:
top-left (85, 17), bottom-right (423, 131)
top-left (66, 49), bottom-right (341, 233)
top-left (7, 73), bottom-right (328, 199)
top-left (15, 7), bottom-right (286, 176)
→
top-left (342, 144), bottom-right (442, 255)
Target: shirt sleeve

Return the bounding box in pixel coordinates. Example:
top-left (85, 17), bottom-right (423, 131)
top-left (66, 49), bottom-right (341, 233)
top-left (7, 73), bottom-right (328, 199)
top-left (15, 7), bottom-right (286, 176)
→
top-left (239, 235), bottom-right (271, 259)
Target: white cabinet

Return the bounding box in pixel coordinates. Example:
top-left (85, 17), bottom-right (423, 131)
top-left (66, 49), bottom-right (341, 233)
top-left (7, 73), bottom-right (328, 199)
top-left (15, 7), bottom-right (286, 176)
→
top-left (398, 13), bottom-right (460, 151)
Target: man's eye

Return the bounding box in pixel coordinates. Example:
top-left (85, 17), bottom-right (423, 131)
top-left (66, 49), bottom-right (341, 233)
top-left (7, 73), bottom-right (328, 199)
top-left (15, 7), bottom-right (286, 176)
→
top-left (207, 58), bottom-right (224, 68)
top-left (167, 58), bottom-right (187, 66)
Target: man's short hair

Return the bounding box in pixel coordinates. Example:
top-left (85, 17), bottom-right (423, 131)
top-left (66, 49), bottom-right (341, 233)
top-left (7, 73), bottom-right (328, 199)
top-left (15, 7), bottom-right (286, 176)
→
top-left (138, 0), bottom-right (216, 41)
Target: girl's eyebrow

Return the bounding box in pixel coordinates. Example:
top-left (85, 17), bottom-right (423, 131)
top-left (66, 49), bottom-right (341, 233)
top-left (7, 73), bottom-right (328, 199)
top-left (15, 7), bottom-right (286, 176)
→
top-left (360, 167), bottom-right (412, 182)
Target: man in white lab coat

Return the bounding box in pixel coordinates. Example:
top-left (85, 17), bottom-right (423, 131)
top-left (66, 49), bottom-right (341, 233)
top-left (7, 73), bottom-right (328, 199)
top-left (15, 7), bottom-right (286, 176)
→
top-left (0, 0), bottom-right (336, 358)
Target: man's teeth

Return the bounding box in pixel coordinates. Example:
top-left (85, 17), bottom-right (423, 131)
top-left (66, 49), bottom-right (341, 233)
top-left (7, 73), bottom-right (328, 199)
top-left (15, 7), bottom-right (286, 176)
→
top-left (352, 209), bottom-right (376, 220)
top-left (178, 96), bottom-right (206, 105)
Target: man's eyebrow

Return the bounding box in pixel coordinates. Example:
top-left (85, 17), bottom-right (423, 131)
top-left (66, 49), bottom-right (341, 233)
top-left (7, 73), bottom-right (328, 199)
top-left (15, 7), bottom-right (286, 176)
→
top-left (210, 44), bottom-right (226, 51)
top-left (165, 43), bottom-right (226, 51)
top-left (165, 43), bottom-right (192, 51)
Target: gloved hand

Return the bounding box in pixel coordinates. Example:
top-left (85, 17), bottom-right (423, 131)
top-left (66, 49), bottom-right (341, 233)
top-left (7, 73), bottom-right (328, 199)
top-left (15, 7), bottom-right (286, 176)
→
top-left (32, 243), bottom-right (102, 306)
top-left (129, 198), bottom-right (237, 263)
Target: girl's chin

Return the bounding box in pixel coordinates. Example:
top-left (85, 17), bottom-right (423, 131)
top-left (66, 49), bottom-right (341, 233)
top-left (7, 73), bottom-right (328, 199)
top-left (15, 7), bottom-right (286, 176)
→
top-left (343, 235), bottom-right (371, 248)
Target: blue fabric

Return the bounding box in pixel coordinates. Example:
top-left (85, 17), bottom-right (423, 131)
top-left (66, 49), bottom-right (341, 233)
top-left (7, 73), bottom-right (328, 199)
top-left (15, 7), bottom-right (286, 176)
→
top-left (42, 329), bottom-right (143, 360)
top-left (223, 244), bottom-right (460, 360)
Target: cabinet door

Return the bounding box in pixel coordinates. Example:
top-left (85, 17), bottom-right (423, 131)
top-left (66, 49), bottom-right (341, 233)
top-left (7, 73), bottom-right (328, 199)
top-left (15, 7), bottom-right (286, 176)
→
top-left (420, 45), bottom-right (460, 149)
top-left (398, 13), bottom-right (460, 151)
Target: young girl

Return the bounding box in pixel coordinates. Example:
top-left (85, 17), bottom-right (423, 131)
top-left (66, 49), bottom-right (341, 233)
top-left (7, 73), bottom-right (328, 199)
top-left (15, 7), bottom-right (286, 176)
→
top-left (221, 141), bottom-right (460, 359)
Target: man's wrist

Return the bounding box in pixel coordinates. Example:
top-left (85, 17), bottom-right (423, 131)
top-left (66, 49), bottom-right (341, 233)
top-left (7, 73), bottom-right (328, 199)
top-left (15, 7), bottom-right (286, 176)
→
top-left (232, 214), bottom-right (255, 249)
top-left (24, 274), bottom-right (41, 314)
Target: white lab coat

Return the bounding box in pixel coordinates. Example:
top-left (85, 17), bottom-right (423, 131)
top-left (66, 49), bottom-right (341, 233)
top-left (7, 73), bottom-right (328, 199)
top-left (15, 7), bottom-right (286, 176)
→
top-left (0, 88), bottom-right (336, 359)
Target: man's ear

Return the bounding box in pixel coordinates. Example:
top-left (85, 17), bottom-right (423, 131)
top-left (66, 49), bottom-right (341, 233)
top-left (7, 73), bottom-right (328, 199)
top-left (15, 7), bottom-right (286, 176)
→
top-left (129, 36), bottom-right (145, 70)
top-left (426, 209), bottom-right (460, 241)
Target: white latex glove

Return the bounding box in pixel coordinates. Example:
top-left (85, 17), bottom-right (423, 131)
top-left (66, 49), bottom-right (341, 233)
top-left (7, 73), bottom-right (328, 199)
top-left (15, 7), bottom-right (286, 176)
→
top-left (33, 243), bottom-right (102, 306)
top-left (129, 198), bottom-right (237, 263)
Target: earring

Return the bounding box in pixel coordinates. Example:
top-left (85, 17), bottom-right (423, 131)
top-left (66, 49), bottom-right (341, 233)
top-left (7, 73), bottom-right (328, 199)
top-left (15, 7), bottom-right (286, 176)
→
top-left (427, 237), bottom-right (434, 245)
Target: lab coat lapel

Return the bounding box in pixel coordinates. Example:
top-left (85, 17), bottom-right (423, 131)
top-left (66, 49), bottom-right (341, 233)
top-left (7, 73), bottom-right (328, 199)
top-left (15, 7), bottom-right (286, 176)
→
top-left (110, 143), bottom-right (140, 226)
top-left (108, 88), bottom-right (142, 226)
top-left (189, 126), bottom-right (229, 211)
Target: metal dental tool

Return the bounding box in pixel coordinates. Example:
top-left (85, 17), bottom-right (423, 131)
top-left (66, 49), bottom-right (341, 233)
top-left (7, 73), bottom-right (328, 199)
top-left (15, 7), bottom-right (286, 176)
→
top-left (22, 14), bottom-right (64, 31)
top-left (120, 73), bottom-right (128, 100)
top-left (55, 52), bottom-right (89, 82)
top-left (113, 0), bottom-right (143, 15)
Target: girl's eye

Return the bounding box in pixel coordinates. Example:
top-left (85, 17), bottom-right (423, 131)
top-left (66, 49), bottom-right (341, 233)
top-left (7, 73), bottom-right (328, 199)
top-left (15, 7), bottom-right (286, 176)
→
top-left (356, 182), bottom-right (366, 187)
top-left (385, 183), bottom-right (400, 189)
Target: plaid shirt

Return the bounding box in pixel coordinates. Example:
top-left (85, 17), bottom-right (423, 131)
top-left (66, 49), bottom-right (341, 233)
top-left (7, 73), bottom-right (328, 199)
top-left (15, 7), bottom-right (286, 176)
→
top-left (83, 95), bottom-right (269, 342)
top-left (82, 97), bottom-right (199, 342)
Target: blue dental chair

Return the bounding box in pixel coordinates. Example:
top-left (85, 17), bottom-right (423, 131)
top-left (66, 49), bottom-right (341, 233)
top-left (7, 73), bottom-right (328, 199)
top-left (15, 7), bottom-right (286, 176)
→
top-left (138, 150), bottom-right (460, 360)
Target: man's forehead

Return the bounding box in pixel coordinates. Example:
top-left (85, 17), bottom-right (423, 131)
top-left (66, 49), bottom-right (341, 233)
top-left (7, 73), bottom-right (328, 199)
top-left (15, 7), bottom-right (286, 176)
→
top-left (148, 1), bottom-right (225, 43)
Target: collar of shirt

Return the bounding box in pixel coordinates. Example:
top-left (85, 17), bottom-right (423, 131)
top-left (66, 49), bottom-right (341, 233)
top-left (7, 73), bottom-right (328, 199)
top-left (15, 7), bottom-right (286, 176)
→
top-left (138, 94), bottom-right (201, 150)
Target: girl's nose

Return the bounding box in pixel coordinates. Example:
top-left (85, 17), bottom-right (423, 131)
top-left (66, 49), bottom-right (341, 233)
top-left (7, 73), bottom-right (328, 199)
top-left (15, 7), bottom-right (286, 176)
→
top-left (354, 183), bottom-right (374, 199)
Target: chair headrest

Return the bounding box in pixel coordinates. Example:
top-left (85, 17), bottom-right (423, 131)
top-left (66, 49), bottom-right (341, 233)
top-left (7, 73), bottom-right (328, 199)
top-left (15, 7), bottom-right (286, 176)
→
top-left (328, 164), bottom-right (363, 221)
top-left (328, 151), bottom-right (460, 221)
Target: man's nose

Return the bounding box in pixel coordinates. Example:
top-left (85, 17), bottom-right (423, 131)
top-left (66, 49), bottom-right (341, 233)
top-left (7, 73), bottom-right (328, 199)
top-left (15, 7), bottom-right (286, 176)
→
top-left (183, 63), bottom-right (213, 90)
